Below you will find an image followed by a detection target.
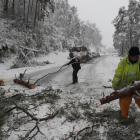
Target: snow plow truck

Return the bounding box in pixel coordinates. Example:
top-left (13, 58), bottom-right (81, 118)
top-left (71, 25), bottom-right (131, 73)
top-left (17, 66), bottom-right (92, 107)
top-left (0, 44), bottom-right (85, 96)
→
top-left (69, 45), bottom-right (92, 62)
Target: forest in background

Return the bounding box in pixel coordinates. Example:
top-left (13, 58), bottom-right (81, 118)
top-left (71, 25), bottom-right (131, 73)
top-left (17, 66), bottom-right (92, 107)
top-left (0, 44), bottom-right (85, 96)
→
top-left (0, 0), bottom-right (104, 66)
top-left (1, 1), bottom-right (140, 140)
top-left (113, 0), bottom-right (140, 56)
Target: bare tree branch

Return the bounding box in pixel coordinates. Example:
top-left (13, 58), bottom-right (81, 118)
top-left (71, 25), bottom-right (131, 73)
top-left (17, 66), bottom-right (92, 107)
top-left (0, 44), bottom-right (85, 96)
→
top-left (4, 101), bottom-right (59, 122)
top-left (4, 107), bottom-right (17, 114)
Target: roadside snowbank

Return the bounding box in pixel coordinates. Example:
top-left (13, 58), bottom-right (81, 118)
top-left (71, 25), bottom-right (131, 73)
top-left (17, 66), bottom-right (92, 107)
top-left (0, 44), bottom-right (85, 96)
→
top-left (0, 50), bottom-right (69, 81)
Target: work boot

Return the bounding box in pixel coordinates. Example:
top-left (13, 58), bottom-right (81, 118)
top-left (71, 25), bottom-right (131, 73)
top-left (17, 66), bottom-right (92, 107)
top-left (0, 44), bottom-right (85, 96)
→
top-left (73, 78), bottom-right (76, 84)
top-left (75, 77), bottom-right (78, 83)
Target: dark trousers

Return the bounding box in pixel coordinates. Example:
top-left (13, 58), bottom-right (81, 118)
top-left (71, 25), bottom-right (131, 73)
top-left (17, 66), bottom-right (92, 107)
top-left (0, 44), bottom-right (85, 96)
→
top-left (72, 69), bottom-right (79, 83)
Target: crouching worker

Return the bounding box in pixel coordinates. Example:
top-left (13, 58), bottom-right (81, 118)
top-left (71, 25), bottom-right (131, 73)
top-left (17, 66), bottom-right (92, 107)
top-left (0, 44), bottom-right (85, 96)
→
top-left (63, 52), bottom-right (81, 84)
top-left (112, 46), bottom-right (140, 120)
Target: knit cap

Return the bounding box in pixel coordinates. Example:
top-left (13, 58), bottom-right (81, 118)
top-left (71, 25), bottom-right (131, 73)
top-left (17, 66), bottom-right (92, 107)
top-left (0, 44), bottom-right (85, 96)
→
top-left (129, 47), bottom-right (140, 56)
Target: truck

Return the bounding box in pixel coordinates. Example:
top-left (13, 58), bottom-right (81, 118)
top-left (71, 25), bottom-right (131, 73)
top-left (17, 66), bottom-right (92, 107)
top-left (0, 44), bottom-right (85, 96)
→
top-left (69, 45), bottom-right (92, 62)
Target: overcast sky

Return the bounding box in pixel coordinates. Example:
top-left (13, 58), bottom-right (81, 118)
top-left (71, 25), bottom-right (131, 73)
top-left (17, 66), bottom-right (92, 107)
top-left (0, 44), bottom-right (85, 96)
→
top-left (68, 0), bottom-right (130, 48)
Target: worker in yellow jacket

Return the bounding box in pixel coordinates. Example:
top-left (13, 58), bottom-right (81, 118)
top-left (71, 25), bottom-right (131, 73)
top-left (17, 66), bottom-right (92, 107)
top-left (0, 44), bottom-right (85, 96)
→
top-left (112, 47), bottom-right (140, 120)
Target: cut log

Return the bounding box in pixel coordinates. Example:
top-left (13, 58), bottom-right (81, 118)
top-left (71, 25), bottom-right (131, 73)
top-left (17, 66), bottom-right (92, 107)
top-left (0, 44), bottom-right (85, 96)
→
top-left (0, 80), bottom-right (4, 85)
top-left (29, 84), bottom-right (35, 89)
top-left (100, 82), bottom-right (140, 105)
top-left (18, 80), bottom-right (22, 84)
top-left (13, 79), bottom-right (35, 89)
top-left (13, 79), bottom-right (19, 83)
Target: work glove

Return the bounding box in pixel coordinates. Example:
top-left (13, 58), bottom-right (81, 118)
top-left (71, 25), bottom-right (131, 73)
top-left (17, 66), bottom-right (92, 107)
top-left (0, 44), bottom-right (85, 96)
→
top-left (112, 87), bottom-right (118, 90)
top-left (63, 64), bottom-right (66, 67)
top-left (112, 87), bottom-right (118, 94)
top-left (111, 87), bottom-right (118, 95)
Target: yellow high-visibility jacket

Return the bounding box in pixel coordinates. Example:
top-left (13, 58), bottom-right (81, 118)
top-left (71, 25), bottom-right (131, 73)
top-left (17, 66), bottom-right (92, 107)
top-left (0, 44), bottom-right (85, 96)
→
top-left (112, 55), bottom-right (140, 89)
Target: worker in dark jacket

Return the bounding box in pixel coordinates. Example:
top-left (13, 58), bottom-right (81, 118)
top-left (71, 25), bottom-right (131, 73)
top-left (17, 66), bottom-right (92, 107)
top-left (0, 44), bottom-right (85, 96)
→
top-left (63, 52), bottom-right (81, 84)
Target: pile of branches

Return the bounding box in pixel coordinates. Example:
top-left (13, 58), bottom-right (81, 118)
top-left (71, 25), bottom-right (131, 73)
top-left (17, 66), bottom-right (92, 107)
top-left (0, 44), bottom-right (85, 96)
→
top-left (0, 87), bottom-right (61, 140)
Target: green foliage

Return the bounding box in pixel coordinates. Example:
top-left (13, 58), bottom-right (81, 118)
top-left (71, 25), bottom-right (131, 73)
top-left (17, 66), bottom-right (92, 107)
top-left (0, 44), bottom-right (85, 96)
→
top-left (1, 85), bottom-right (140, 140)
top-left (76, 130), bottom-right (100, 140)
top-left (31, 87), bottom-right (61, 104)
top-left (57, 107), bottom-right (65, 117)
top-left (0, 88), bottom-right (12, 140)
top-left (66, 109), bottom-right (81, 122)
top-left (83, 109), bottom-right (96, 120)
top-left (78, 101), bottom-right (91, 110)
top-left (95, 108), bottom-right (121, 123)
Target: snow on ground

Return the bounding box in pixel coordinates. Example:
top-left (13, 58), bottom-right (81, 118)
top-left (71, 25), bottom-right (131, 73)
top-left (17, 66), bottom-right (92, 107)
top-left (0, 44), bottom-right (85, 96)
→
top-left (0, 51), bottom-right (119, 84)
top-left (95, 53), bottom-right (120, 83)
top-left (35, 51), bottom-right (70, 65)
top-left (0, 52), bottom-right (125, 140)
top-left (0, 50), bottom-right (70, 83)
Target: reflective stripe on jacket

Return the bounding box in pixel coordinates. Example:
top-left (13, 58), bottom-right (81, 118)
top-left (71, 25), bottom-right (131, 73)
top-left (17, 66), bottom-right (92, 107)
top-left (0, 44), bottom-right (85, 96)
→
top-left (112, 55), bottom-right (140, 89)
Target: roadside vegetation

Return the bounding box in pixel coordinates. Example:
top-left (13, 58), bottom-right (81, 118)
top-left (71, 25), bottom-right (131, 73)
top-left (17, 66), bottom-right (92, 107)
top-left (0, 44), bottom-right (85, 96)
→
top-left (0, 0), bottom-right (104, 68)
top-left (1, 86), bottom-right (140, 140)
top-left (113, 1), bottom-right (140, 56)
top-left (1, 0), bottom-right (140, 139)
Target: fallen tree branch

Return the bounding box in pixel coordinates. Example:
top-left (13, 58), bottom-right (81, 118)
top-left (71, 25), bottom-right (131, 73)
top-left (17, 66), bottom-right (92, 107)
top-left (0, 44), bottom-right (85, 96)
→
top-left (63, 123), bottom-right (99, 140)
top-left (100, 81), bottom-right (140, 105)
top-left (22, 69), bottom-right (27, 77)
top-left (34, 66), bottom-right (63, 85)
top-left (74, 126), bottom-right (90, 139)
top-left (19, 45), bottom-right (46, 53)
top-left (29, 131), bottom-right (38, 140)
top-left (25, 122), bottom-right (38, 138)
top-left (37, 125), bottom-right (44, 135)
top-left (19, 69), bottom-right (27, 81)
top-left (3, 101), bottom-right (59, 140)
top-left (34, 62), bottom-right (82, 85)
top-left (4, 107), bottom-right (17, 114)
top-left (4, 101), bottom-right (59, 122)
top-left (102, 86), bottom-right (112, 88)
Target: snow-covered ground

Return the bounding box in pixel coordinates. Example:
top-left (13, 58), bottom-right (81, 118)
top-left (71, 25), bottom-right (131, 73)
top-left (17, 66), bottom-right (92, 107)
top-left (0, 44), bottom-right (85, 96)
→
top-left (0, 51), bottom-right (70, 81)
top-left (1, 52), bottom-right (138, 140)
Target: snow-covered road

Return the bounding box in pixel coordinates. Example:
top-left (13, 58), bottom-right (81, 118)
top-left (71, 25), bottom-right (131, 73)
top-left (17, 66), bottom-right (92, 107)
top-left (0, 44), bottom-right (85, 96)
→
top-left (23, 54), bottom-right (117, 113)
top-left (25, 54), bottom-right (111, 89)
top-left (1, 53), bottom-right (126, 140)
top-left (1, 53), bottom-right (117, 108)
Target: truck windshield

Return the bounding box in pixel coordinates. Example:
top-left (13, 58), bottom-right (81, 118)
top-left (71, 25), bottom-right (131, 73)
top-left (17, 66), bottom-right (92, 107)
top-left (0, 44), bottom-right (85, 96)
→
top-left (71, 46), bottom-right (87, 52)
top-left (71, 47), bottom-right (78, 52)
top-left (80, 47), bottom-right (87, 51)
